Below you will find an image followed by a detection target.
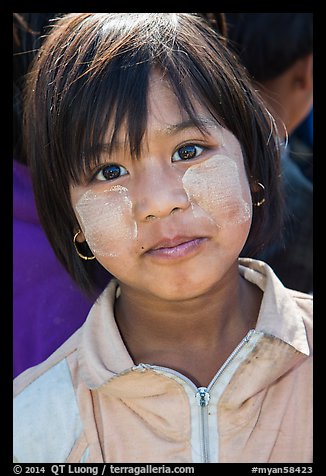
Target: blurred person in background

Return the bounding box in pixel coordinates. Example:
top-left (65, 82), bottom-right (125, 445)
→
top-left (13, 13), bottom-right (110, 377)
top-left (290, 107), bottom-right (313, 183)
top-left (221, 13), bottom-right (313, 294)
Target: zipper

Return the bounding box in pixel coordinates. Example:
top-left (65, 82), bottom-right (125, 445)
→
top-left (196, 387), bottom-right (210, 462)
top-left (193, 329), bottom-right (255, 462)
top-left (139, 329), bottom-right (255, 463)
top-left (207, 328), bottom-right (255, 391)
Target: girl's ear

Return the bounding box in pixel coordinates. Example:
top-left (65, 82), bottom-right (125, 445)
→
top-left (250, 179), bottom-right (261, 194)
top-left (73, 229), bottom-right (96, 261)
top-left (250, 179), bottom-right (266, 208)
top-left (74, 229), bottom-right (86, 243)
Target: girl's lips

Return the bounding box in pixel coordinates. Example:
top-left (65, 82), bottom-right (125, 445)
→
top-left (146, 237), bottom-right (207, 260)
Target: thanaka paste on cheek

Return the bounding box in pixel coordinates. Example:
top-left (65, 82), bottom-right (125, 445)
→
top-left (75, 185), bottom-right (137, 257)
top-left (182, 154), bottom-right (252, 228)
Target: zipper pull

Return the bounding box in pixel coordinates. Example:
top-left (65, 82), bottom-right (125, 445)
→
top-left (196, 387), bottom-right (210, 407)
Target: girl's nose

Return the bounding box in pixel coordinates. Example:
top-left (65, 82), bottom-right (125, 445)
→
top-left (133, 164), bottom-right (190, 222)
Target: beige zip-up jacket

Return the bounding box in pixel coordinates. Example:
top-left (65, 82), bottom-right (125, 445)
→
top-left (13, 258), bottom-right (313, 463)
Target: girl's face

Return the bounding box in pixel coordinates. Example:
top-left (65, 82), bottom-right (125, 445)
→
top-left (70, 72), bottom-right (253, 301)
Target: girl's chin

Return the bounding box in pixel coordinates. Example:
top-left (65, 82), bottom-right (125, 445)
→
top-left (138, 271), bottom-right (224, 302)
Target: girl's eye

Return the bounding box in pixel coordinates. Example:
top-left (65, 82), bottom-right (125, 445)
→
top-left (172, 144), bottom-right (204, 162)
top-left (95, 164), bottom-right (128, 181)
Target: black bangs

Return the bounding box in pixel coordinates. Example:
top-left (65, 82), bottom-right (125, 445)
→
top-left (54, 52), bottom-right (151, 185)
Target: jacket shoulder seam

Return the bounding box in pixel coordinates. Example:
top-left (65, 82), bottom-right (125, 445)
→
top-left (14, 329), bottom-right (82, 396)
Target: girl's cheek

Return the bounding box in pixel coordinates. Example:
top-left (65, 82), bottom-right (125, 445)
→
top-left (75, 185), bottom-right (137, 257)
top-left (182, 154), bottom-right (252, 227)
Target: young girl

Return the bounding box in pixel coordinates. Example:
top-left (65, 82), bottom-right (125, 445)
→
top-left (13, 13), bottom-right (312, 463)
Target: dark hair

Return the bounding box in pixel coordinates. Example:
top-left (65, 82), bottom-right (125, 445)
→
top-left (223, 13), bottom-right (313, 82)
top-left (13, 13), bottom-right (63, 163)
top-left (24, 13), bottom-right (283, 294)
top-left (198, 13), bottom-right (227, 38)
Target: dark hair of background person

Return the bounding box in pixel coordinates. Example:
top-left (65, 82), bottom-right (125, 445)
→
top-left (13, 13), bottom-right (65, 164)
top-left (222, 13), bottom-right (313, 82)
top-left (199, 13), bottom-right (227, 38)
top-left (23, 13), bottom-right (284, 295)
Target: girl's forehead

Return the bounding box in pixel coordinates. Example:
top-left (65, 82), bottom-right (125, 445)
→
top-left (147, 78), bottom-right (191, 130)
top-left (147, 69), bottom-right (206, 121)
top-left (100, 72), bottom-right (207, 146)
top-left (128, 71), bottom-right (218, 140)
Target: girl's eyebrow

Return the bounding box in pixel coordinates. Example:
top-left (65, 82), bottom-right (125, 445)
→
top-left (98, 117), bottom-right (219, 154)
top-left (161, 117), bottom-right (219, 135)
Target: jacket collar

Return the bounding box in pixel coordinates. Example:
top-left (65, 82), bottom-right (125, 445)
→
top-left (78, 258), bottom-right (310, 389)
top-left (239, 258), bottom-right (310, 356)
top-left (78, 281), bottom-right (133, 389)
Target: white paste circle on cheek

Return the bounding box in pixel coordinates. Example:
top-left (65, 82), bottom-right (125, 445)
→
top-left (75, 185), bottom-right (137, 258)
top-left (182, 154), bottom-right (252, 228)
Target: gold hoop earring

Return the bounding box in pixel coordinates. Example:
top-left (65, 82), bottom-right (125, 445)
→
top-left (73, 231), bottom-right (96, 261)
top-left (253, 182), bottom-right (266, 207)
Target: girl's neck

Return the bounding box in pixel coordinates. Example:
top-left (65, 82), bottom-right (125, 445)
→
top-left (114, 267), bottom-right (262, 386)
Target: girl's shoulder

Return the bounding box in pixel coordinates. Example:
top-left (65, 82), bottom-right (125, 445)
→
top-left (14, 328), bottom-right (82, 397)
top-left (287, 288), bottom-right (313, 341)
top-left (13, 329), bottom-right (83, 463)
top-left (288, 288), bottom-right (313, 305)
